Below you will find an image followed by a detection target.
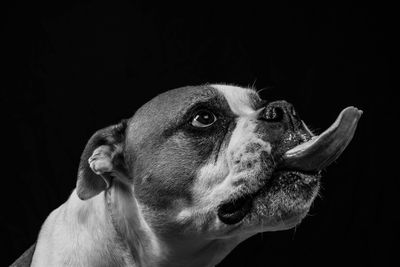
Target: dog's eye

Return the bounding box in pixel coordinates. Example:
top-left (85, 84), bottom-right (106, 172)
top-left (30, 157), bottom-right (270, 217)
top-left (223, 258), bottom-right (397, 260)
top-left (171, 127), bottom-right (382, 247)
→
top-left (191, 110), bottom-right (217, 128)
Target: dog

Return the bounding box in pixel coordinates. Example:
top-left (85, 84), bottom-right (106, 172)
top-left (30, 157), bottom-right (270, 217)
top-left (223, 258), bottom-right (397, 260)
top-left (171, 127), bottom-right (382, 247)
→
top-left (11, 84), bottom-right (362, 267)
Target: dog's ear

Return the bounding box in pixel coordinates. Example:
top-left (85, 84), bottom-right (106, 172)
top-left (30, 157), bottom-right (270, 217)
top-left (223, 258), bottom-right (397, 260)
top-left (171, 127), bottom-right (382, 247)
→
top-left (76, 119), bottom-right (128, 200)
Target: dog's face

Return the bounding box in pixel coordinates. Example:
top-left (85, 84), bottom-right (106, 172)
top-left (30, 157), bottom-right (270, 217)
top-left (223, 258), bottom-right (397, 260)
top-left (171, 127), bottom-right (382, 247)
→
top-left (77, 84), bottom-right (361, 242)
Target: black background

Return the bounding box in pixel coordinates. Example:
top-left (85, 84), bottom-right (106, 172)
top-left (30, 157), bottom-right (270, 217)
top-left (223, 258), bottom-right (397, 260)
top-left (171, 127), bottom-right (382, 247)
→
top-left (2, 0), bottom-right (397, 266)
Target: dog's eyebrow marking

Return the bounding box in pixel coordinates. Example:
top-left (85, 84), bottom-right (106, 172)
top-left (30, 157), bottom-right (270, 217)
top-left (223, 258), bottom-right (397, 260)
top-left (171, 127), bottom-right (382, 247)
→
top-left (211, 84), bottom-right (259, 116)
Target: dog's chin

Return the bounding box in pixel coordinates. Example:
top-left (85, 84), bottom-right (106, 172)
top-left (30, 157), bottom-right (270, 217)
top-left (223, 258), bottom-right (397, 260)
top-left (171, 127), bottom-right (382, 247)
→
top-left (217, 170), bottom-right (320, 231)
top-left (249, 170), bottom-right (320, 229)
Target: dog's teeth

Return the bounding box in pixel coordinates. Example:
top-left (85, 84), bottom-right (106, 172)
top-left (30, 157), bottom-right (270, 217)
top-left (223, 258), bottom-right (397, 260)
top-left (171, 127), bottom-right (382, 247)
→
top-left (281, 107), bottom-right (363, 171)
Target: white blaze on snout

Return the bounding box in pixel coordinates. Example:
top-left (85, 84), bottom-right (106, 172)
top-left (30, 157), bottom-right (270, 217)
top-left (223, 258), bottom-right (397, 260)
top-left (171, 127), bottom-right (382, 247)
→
top-left (212, 84), bottom-right (256, 116)
top-left (213, 84), bottom-right (271, 175)
top-left (227, 118), bottom-right (271, 175)
top-left (176, 85), bottom-right (272, 230)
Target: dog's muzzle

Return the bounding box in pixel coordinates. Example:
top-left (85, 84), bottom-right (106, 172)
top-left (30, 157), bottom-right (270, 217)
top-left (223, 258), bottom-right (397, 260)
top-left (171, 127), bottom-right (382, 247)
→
top-left (218, 101), bottom-right (362, 225)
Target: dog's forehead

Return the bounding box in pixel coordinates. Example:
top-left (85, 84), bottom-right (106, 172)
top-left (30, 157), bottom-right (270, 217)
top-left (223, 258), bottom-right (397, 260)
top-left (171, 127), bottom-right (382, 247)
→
top-left (131, 85), bottom-right (220, 124)
top-left (126, 85), bottom-right (259, 146)
top-left (133, 84), bottom-right (258, 120)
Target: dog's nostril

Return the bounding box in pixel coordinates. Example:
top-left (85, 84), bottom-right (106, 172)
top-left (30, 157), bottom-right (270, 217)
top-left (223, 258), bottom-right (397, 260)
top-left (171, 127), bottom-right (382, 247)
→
top-left (264, 106), bottom-right (284, 122)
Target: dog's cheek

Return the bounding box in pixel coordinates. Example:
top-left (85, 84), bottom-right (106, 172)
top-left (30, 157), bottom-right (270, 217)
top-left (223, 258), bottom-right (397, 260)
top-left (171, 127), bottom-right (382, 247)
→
top-left (134, 132), bottom-right (218, 211)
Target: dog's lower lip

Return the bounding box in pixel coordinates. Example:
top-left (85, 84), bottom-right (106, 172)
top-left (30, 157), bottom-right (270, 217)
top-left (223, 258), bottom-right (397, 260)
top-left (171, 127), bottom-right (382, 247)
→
top-left (275, 168), bottom-right (321, 176)
top-left (271, 169), bottom-right (321, 185)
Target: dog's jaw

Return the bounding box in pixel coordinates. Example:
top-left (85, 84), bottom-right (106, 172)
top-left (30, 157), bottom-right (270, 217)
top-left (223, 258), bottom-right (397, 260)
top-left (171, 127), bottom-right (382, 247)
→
top-left (240, 170), bottom-right (321, 231)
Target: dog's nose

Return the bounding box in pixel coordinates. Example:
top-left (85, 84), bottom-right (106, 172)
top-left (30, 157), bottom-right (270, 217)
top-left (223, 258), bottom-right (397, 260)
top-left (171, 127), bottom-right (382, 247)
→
top-left (260, 100), bottom-right (301, 130)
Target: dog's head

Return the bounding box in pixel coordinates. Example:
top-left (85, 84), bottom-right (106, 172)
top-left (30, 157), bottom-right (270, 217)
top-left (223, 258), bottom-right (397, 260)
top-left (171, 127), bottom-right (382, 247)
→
top-left (76, 84), bottom-right (361, 241)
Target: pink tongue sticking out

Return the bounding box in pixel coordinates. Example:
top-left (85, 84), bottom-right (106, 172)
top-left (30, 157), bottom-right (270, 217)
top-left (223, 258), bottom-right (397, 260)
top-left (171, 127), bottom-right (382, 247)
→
top-left (281, 107), bottom-right (363, 172)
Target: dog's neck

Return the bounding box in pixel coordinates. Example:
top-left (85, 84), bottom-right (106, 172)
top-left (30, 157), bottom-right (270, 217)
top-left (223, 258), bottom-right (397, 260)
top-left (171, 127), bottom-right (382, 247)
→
top-left (103, 181), bottom-right (243, 267)
top-left (104, 180), bottom-right (161, 266)
top-left (154, 234), bottom-right (244, 267)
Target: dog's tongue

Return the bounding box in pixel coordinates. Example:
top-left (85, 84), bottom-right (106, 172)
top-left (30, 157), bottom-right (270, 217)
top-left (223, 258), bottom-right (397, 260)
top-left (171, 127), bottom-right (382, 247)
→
top-left (281, 107), bottom-right (362, 172)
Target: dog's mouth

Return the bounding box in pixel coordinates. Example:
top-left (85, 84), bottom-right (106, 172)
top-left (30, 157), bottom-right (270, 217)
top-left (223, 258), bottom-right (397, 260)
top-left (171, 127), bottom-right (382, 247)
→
top-left (218, 107), bottom-right (362, 225)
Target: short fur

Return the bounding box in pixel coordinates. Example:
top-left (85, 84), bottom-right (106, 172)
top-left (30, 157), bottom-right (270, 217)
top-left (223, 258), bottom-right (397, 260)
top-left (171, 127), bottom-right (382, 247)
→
top-left (14, 84), bottom-right (322, 267)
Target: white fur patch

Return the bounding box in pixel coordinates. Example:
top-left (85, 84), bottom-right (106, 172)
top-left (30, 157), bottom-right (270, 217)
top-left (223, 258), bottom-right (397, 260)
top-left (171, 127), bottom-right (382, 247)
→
top-left (211, 84), bottom-right (256, 116)
top-left (227, 118), bottom-right (272, 160)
